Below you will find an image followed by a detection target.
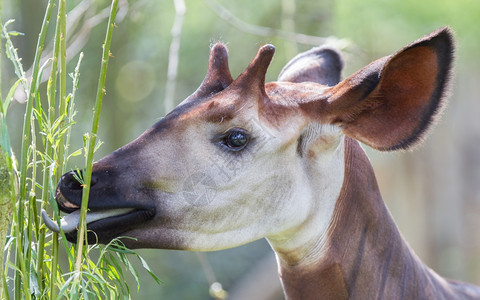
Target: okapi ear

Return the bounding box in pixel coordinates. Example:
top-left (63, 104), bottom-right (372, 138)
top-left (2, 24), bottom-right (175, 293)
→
top-left (322, 27), bottom-right (454, 151)
top-left (278, 46), bottom-right (343, 86)
top-left (181, 43), bottom-right (233, 103)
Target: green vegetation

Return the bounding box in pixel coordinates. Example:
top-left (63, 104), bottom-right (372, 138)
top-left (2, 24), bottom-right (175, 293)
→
top-left (1, 0), bottom-right (159, 298)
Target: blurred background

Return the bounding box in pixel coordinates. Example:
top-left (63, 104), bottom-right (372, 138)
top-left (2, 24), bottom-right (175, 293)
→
top-left (3, 0), bottom-right (480, 298)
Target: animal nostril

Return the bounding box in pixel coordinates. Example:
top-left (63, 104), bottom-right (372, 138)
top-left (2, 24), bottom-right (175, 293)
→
top-left (90, 173), bottom-right (99, 187)
top-left (64, 171), bottom-right (84, 190)
top-left (62, 170), bottom-right (100, 190)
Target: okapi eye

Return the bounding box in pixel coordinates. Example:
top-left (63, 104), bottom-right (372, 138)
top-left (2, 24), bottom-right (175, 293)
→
top-left (224, 129), bottom-right (249, 151)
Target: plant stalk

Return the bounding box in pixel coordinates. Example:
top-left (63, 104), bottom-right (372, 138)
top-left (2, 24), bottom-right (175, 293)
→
top-left (13, 0), bottom-right (55, 297)
top-left (74, 0), bottom-right (119, 278)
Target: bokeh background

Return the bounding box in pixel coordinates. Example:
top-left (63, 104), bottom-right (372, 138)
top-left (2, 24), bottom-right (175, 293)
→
top-left (3, 0), bottom-right (480, 298)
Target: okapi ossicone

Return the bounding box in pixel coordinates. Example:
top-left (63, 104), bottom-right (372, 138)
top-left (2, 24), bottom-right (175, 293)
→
top-left (43, 27), bottom-right (480, 299)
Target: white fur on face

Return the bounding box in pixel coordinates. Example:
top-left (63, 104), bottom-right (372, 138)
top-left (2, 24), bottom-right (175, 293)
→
top-left (155, 122), bottom-right (346, 260)
top-left (266, 124), bottom-right (345, 267)
top-left (115, 110), bottom-right (346, 255)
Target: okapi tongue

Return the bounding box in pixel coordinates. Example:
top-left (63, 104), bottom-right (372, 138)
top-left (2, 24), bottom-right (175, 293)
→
top-left (41, 208), bottom-right (135, 233)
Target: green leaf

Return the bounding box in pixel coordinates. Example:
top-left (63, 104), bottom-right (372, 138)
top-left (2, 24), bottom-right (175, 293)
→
top-left (138, 256), bottom-right (163, 285)
top-left (67, 148), bottom-right (82, 159)
top-left (94, 139), bottom-right (103, 153)
top-left (123, 254), bottom-right (140, 291)
top-left (0, 116), bottom-right (12, 156)
top-left (7, 30), bottom-right (25, 36)
top-left (29, 267), bottom-right (41, 298)
top-left (106, 252), bottom-right (125, 281)
top-left (2, 78), bottom-right (22, 115)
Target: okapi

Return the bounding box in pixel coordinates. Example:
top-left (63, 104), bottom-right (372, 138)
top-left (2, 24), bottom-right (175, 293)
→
top-left (43, 27), bottom-right (480, 299)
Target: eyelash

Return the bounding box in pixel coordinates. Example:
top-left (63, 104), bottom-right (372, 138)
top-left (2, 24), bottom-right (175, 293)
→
top-left (218, 128), bottom-right (250, 152)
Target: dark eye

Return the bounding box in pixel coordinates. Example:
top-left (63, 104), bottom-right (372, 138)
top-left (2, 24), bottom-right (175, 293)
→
top-left (224, 129), bottom-right (249, 151)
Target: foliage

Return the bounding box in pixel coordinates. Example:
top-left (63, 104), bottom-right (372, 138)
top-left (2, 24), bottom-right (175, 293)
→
top-left (1, 0), bottom-right (160, 299)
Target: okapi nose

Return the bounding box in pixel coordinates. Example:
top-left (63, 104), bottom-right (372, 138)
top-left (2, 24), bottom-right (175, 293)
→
top-left (56, 170), bottom-right (102, 212)
top-left (65, 171), bottom-right (82, 190)
top-left (61, 170), bottom-right (99, 190)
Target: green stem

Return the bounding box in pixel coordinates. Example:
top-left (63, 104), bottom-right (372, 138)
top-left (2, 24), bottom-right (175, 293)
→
top-left (57, 0), bottom-right (67, 178)
top-left (2, 275), bottom-right (9, 300)
top-left (46, 0), bottom-right (67, 297)
top-left (63, 52), bottom-right (83, 176)
top-left (0, 0), bottom-right (6, 297)
top-left (0, 153), bottom-right (12, 299)
top-left (0, 0), bottom-right (2, 90)
top-left (14, 0), bottom-right (55, 297)
top-left (74, 0), bottom-right (119, 279)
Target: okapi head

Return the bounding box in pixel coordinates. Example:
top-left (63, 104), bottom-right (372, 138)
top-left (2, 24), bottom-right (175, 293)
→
top-left (45, 28), bottom-right (453, 256)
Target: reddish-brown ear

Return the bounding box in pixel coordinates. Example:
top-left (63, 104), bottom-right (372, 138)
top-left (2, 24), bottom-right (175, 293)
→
top-left (181, 43), bottom-right (233, 104)
top-left (322, 27), bottom-right (454, 151)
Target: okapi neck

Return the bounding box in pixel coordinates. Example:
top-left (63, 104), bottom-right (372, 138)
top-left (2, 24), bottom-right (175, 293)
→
top-left (278, 137), bottom-right (455, 300)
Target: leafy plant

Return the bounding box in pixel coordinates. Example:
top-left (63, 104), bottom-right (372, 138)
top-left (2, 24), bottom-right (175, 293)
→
top-left (1, 0), bottom-right (161, 299)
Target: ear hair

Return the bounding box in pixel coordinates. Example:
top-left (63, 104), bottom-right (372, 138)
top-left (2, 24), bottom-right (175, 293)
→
top-left (278, 45), bottom-right (345, 158)
top-left (322, 27), bottom-right (455, 151)
top-left (278, 46), bottom-right (344, 86)
top-left (296, 124), bottom-right (342, 157)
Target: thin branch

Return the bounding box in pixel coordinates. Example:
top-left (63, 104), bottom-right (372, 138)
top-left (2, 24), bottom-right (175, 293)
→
top-left (14, 0), bottom-right (130, 102)
top-left (164, 0), bottom-right (186, 113)
top-left (75, 0), bottom-right (119, 281)
top-left (281, 0), bottom-right (298, 58)
top-left (205, 0), bottom-right (350, 48)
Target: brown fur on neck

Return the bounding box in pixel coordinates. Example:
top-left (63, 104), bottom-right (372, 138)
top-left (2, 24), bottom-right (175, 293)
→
top-left (279, 137), bottom-right (480, 299)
